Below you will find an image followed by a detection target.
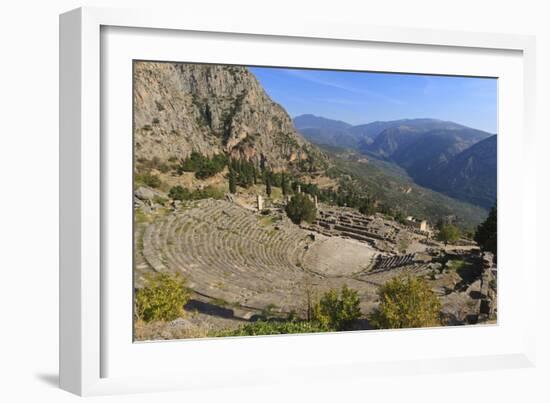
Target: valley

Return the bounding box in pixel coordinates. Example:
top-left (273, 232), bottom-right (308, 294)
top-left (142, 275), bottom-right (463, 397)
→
top-left (294, 114), bottom-right (497, 210)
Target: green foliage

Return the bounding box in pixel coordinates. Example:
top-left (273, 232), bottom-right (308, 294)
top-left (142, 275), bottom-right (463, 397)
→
top-left (153, 195), bottom-right (168, 205)
top-left (292, 180), bottom-right (319, 197)
top-left (194, 186), bottom-right (224, 200)
top-left (285, 193), bottom-right (317, 224)
top-left (136, 156), bottom-right (172, 173)
top-left (266, 174), bottom-right (272, 197)
top-left (135, 273), bottom-right (190, 322)
top-left (228, 169), bottom-right (237, 194)
top-left (474, 205), bottom-right (497, 255)
top-left (229, 158), bottom-right (257, 188)
top-left (369, 276), bottom-right (441, 329)
top-left (135, 171), bottom-right (162, 188)
top-left (213, 320), bottom-right (328, 337)
top-left (318, 179), bottom-right (377, 217)
top-left (168, 186), bottom-right (191, 201)
top-left (281, 172), bottom-right (289, 195)
top-left (168, 185), bottom-right (224, 201)
top-left (178, 152), bottom-right (227, 179)
top-left (178, 151), bottom-right (203, 172)
top-left (312, 285), bottom-right (362, 331)
top-left (437, 224), bottom-right (461, 245)
top-left (393, 210), bottom-right (407, 225)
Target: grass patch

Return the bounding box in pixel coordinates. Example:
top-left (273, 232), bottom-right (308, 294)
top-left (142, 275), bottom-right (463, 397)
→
top-left (446, 259), bottom-right (468, 271)
top-left (257, 215), bottom-right (277, 227)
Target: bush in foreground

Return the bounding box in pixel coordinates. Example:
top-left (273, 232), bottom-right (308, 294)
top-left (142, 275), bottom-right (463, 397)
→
top-left (135, 273), bottom-right (190, 322)
top-left (312, 285), bottom-right (362, 331)
top-left (369, 276), bottom-right (441, 329)
top-left (212, 320), bottom-right (328, 337)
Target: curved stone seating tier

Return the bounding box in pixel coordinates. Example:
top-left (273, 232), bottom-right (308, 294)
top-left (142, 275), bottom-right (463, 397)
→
top-left (137, 199), bottom-right (443, 317)
top-left (139, 199), bottom-right (339, 313)
top-left (370, 253), bottom-right (416, 273)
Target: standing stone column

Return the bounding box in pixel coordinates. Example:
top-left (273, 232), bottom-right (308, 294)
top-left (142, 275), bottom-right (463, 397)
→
top-left (257, 194), bottom-right (264, 211)
top-left (297, 184), bottom-right (301, 194)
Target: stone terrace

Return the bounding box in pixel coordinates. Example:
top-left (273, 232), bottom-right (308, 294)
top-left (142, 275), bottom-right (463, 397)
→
top-left (306, 205), bottom-right (404, 248)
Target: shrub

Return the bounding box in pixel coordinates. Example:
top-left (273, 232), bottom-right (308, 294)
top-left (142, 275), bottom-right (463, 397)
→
top-left (136, 156), bottom-right (171, 173)
top-left (312, 285), bottom-right (362, 331)
top-left (135, 273), bottom-right (190, 322)
top-left (178, 152), bottom-right (227, 179)
top-left (169, 185), bottom-right (191, 201)
top-left (194, 186), bottom-right (224, 200)
top-left (153, 195), bottom-right (168, 205)
top-left (213, 320), bottom-right (327, 337)
top-left (168, 185), bottom-right (224, 201)
top-left (369, 276), bottom-right (441, 329)
top-left (437, 224), bottom-right (461, 246)
top-left (285, 193), bottom-right (317, 224)
top-left (135, 172), bottom-right (162, 188)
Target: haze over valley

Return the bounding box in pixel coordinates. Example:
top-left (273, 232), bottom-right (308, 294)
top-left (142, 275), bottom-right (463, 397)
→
top-left (293, 114), bottom-right (497, 210)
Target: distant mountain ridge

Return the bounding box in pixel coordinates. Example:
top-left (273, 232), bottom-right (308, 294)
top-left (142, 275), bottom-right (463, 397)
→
top-left (293, 114), bottom-right (496, 209)
top-left (422, 135), bottom-right (497, 209)
top-left (293, 114), bottom-right (358, 149)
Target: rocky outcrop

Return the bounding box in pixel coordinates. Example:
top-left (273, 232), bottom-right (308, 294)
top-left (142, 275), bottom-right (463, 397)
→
top-left (134, 62), bottom-right (326, 171)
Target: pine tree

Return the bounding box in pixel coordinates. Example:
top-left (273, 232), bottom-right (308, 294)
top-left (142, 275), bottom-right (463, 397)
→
top-left (228, 169), bottom-right (237, 194)
top-left (281, 172), bottom-right (287, 196)
top-left (285, 193), bottom-right (316, 224)
top-left (266, 174), bottom-right (272, 197)
top-left (474, 204), bottom-right (497, 255)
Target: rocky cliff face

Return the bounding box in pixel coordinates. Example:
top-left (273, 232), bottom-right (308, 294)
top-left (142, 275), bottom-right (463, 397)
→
top-left (134, 61), bottom-right (325, 171)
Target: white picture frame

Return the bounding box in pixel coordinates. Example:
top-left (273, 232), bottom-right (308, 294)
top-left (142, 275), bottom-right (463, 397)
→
top-left (59, 6), bottom-right (537, 396)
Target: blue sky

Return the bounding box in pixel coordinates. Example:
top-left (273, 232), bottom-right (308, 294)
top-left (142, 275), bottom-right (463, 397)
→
top-left (249, 66), bottom-right (497, 133)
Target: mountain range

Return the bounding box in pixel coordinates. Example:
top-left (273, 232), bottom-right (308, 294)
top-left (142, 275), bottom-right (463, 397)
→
top-left (293, 114), bottom-right (497, 209)
top-left (133, 63), bottom-right (493, 226)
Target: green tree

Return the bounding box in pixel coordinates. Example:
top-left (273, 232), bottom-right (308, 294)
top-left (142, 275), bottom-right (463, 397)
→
top-left (281, 172), bottom-right (288, 196)
top-left (228, 169), bottom-right (237, 194)
top-left (474, 205), bottom-right (497, 255)
top-left (369, 276), bottom-right (441, 329)
top-left (437, 224), bottom-right (461, 246)
top-left (285, 193), bottom-right (317, 224)
top-left (358, 197), bottom-right (376, 216)
top-left (135, 273), bottom-right (190, 322)
top-left (266, 174), bottom-right (272, 197)
top-left (312, 285), bottom-right (362, 331)
top-left (178, 152), bottom-right (227, 179)
top-left (169, 185), bottom-right (191, 201)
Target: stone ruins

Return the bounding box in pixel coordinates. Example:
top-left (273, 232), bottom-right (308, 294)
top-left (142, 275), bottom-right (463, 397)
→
top-left (135, 197), bottom-right (496, 331)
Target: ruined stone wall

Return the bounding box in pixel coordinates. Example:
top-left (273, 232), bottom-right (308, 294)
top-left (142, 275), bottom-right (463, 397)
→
top-left (477, 252), bottom-right (497, 322)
